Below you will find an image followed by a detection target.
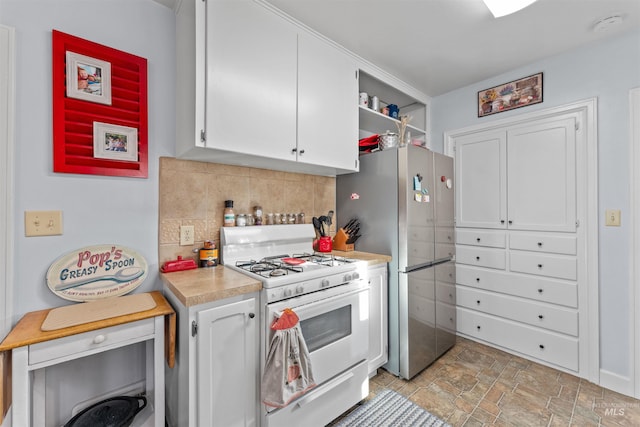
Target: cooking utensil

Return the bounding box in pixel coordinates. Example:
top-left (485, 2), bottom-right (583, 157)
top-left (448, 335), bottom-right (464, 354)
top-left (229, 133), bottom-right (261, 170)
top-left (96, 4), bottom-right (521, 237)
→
top-left (64, 395), bottom-right (147, 427)
top-left (312, 217), bottom-right (324, 237)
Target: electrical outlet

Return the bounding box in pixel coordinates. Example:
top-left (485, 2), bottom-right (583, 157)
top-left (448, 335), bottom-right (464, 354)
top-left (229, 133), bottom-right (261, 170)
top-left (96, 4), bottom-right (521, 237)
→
top-left (180, 225), bottom-right (195, 246)
top-left (25, 210), bottom-right (63, 236)
top-left (605, 209), bottom-right (621, 226)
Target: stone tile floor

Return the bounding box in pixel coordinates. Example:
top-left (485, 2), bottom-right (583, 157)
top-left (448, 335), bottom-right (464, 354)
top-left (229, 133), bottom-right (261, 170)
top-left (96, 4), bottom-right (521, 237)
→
top-left (329, 337), bottom-right (640, 426)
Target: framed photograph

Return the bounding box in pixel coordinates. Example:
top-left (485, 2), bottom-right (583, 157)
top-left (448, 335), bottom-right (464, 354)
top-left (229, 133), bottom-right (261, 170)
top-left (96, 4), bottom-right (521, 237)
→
top-left (66, 51), bottom-right (112, 105)
top-left (478, 72), bottom-right (543, 117)
top-left (93, 122), bottom-right (138, 162)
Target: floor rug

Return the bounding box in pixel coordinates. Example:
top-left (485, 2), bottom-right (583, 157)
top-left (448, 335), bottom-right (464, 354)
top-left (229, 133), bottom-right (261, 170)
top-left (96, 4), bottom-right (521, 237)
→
top-left (334, 389), bottom-right (451, 427)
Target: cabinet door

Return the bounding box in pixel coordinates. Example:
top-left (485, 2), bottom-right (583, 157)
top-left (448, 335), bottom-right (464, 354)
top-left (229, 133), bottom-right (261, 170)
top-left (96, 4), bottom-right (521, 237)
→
top-left (206, 0), bottom-right (297, 160)
top-left (298, 32), bottom-right (359, 172)
top-left (455, 130), bottom-right (507, 228)
top-left (197, 298), bottom-right (257, 427)
top-left (507, 117), bottom-right (576, 231)
top-left (367, 265), bottom-right (388, 374)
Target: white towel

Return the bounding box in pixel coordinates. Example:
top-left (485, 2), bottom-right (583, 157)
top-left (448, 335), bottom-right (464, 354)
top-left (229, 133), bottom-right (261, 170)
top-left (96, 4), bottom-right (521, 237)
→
top-left (261, 320), bottom-right (316, 408)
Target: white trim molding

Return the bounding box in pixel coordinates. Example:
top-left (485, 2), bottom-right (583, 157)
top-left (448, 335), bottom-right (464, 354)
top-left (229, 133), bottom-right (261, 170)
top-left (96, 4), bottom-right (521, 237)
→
top-left (0, 24), bottom-right (15, 341)
top-left (630, 87), bottom-right (640, 399)
top-left (444, 98), bottom-right (600, 384)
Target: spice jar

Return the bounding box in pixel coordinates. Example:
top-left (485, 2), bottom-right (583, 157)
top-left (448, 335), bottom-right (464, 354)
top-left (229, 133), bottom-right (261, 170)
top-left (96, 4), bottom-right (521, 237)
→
top-left (288, 213), bottom-right (296, 224)
top-left (297, 212), bottom-right (305, 224)
top-left (266, 213), bottom-right (274, 225)
top-left (274, 213), bottom-right (282, 224)
top-left (199, 240), bottom-right (218, 268)
top-left (236, 214), bottom-right (247, 227)
top-left (223, 200), bottom-right (235, 227)
top-left (253, 205), bottom-right (263, 225)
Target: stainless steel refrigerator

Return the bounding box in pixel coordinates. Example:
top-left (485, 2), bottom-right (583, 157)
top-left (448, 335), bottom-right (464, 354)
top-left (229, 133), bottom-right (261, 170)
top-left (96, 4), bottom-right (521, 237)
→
top-left (337, 144), bottom-right (456, 379)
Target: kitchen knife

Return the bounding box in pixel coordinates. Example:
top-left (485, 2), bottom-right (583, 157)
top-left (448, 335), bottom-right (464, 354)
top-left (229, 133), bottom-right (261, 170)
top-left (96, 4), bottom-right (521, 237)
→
top-left (343, 218), bottom-right (356, 231)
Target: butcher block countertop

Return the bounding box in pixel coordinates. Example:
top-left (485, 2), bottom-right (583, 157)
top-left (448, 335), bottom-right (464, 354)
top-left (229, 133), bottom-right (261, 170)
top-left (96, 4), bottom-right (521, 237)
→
top-left (161, 251), bottom-right (391, 308)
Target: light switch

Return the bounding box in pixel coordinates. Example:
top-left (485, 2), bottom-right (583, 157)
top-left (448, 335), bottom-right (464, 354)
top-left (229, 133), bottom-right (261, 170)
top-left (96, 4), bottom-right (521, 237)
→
top-left (605, 209), bottom-right (621, 226)
top-left (25, 210), bottom-right (63, 236)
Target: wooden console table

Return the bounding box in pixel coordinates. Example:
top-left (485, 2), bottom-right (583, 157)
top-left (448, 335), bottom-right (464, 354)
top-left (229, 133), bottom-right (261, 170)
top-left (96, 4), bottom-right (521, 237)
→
top-left (0, 291), bottom-right (175, 426)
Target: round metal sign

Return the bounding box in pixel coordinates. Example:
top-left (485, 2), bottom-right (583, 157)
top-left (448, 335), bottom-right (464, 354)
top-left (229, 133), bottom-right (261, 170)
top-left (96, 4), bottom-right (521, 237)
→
top-left (46, 244), bottom-right (149, 302)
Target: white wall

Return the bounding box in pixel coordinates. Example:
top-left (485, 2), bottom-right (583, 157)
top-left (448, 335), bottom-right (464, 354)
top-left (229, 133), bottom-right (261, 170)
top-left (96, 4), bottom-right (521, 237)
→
top-left (431, 30), bottom-right (640, 381)
top-left (1, 0), bottom-right (176, 316)
top-left (0, 0), bottom-right (175, 423)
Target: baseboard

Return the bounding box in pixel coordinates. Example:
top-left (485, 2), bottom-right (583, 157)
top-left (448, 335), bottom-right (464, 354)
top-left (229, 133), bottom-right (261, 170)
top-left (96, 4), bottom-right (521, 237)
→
top-left (600, 369), bottom-right (634, 397)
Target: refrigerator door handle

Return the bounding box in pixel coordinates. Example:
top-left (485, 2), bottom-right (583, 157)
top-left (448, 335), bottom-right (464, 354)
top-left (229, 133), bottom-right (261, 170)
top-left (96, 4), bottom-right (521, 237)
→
top-left (401, 257), bottom-right (453, 274)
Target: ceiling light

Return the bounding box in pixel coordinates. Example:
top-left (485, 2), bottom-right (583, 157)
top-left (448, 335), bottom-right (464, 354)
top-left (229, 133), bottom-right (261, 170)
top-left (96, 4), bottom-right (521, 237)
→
top-left (483, 0), bottom-right (538, 18)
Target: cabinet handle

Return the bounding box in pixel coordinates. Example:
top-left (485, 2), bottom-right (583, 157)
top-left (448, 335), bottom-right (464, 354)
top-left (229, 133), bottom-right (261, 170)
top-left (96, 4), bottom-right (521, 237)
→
top-left (476, 325), bottom-right (481, 330)
top-left (538, 264), bottom-right (543, 268)
top-left (92, 334), bottom-right (106, 344)
top-left (500, 220), bottom-right (505, 224)
top-left (476, 238), bottom-right (481, 242)
top-left (538, 315), bottom-right (544, 319)
top-left (538, 288), bottom-right (544, 293)
top-left (248, 313), bottom-right (255, 319)
top-left (299, 149), bottom-right (305, 155)
top-left (508, 220), bottom-right (513, 224)
top-left (476, 300), bottom-right (481, 305)
top-left (476, 277), bottom-right (480, 282)
top-left (476, 256), bottom-right (480, 261)
top-left (537, 242), bottom-right (543, 247)
top-left (539, 344), bottom-right (545, 350)
top-left (449, 293), bottom-right (453, 298)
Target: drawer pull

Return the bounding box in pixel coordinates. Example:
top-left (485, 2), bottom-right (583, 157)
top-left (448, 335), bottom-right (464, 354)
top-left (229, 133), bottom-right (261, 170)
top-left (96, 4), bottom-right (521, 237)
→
top-left (476, 256), bottom-right (480, 261)
top-left (449, 293), bottom-right (453, 298)
top-left (476, 300), bottom-right (481, 305)
top-left (500, 220), bottom-right (505, 224)
top-left (449, 317), bottom-right (454, 322)
top-left (539, 344), bottom-right (545, 350)
top-left (538, 315), bottom-right (544, 319)
top-left (537, 264), bottom-right (543, 268)
top-left (508, 220), bottom-right (513, 224)
top-left (537, 242), bottom-right (543, 247)
top-left (92, 334), bottom-right (106, 344)
top-left (476, 278), bottom-right (480, 282)
top-left (476, 325), bottom-right (481, 330)
top-left (476, 238), bottom-right (481, 242)
top-left (538, 288), bottom-right (543, 293)
top-left (249, 313), bottom-right (255, 319)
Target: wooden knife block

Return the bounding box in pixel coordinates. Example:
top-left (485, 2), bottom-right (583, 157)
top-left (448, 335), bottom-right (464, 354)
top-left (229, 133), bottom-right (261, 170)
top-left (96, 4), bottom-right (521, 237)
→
top-left (333, 228), bottom-right (354, 252)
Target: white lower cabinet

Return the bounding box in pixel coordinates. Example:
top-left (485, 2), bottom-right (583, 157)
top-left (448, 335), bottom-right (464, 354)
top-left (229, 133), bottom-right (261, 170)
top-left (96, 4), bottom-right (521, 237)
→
top-left (366, 263), bottom-right (388, 375)
top-left (164, 290), bottom-right (258, 427)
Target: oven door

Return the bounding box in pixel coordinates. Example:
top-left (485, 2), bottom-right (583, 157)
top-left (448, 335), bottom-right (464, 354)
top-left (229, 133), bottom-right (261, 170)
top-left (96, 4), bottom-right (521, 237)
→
top-left (265, 281), bottom-right (369, 387)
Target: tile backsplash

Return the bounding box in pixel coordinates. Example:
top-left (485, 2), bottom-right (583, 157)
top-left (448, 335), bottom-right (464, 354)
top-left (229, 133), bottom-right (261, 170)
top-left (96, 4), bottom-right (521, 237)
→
top-left (158, 157), bottom-right (336, 263)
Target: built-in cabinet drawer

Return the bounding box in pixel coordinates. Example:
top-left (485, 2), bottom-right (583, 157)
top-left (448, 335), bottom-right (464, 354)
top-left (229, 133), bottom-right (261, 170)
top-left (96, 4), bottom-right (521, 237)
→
top-left (436, 301), bottom-right (456, 333)
top-left (457, 307), bottom-right (578, 371)
top-left (510, 251), bottom-right (577, 280)
top-left (456, 245), bottom-right (506, 270)
top-left (509, 232), bottom-right (577, 255)
top-left (456, 229), bottom-right (506, 248)
top-left (456, 286), bottom-right (578, 336)
top-left (29, 318), bottom-right (155, 366)
top-left (456, 265), bottom-right (577, 308)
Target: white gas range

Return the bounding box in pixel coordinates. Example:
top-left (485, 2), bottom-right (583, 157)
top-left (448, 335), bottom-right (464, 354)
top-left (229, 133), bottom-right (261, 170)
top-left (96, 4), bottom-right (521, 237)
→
top-left (221, 224), bottom-right (370, 427)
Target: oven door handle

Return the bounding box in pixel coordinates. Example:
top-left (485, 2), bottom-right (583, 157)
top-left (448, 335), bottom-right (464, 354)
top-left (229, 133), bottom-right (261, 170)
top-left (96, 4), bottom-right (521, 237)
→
top-left (296, 369), bottom-right (355, 408)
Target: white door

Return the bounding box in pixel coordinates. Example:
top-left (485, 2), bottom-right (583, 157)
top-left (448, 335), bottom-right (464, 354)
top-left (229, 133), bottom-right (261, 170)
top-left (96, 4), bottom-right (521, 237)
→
top-left (197, 298), bottom-right (257, 427)
top-left (507, 117), bottom-right (577, 232)
top-left (206, 0), bottom-right (297, 159)
top-left (455, 130), bottom-right (507, 228)
top-left (297, 32), bottom-right (359, 172)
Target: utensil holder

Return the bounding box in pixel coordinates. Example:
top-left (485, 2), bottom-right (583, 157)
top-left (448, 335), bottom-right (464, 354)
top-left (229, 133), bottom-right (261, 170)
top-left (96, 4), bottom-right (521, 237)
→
top-left (332, 228), bottom-right (354, 252)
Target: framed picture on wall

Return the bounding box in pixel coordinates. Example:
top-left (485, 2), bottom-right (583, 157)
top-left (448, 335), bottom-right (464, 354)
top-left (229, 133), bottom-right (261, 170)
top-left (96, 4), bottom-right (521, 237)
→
top-left (93, 122), bottom-right (138, 162)
top-left (66, 51), bottom-right (112, 105)
top-left (478, 72), bottom-right (543, 117)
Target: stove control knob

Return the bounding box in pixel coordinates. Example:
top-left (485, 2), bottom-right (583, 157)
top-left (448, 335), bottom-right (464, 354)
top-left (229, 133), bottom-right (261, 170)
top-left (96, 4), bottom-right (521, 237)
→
top-left (352, 272), bottom-right (360, 280)
top-left (283, 288), bottom-right (293, 297)
top-left (295, 285), bottom-right (304, 294)
top-left (344, 273), bottom-right (353, 282)
top-left (321, 279), bottom-right (330, 288)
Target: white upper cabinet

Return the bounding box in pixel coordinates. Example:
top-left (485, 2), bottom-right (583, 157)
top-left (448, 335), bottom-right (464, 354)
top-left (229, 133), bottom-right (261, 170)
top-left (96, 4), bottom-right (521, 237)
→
top-left (205, 0), bottom-right (298, 161)
top-left (176, 0), bottom-right (359, 175)
top-left (455, 115), bottom-right (577, 231)
top-left (298, 32), bottom-right (359, 172)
